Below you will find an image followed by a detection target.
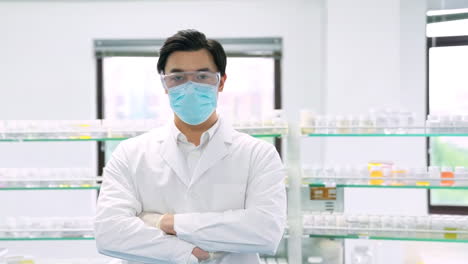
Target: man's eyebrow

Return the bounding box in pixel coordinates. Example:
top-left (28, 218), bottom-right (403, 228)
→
top-left (169, 67), bottom-right (211, 73)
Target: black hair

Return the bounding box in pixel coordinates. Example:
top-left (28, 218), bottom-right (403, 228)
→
top-left (157, 29), bottom-right (227, 76)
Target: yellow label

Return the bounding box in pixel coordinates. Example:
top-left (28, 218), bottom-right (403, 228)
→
top-left (444, 227), bottom-right (458, 239)
top-left (368, 163), bottom-right (382, 170)
top-left (369, 171), bottom-right (384, 185)
top-left (416, 181), bottom-right (430, 186)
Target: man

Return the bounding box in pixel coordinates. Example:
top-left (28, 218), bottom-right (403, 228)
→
top-left (94, 29), bottom-right (287, 264)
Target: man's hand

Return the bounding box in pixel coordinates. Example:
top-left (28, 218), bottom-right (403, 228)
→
top-left (160, 214), bottom-right (176, 235)
top-left (192, 247), bottom-right (210, 262)
top-left (138, 212), bottom-right (163, 228)
top-left (138, 212), bottom-right (175, 235)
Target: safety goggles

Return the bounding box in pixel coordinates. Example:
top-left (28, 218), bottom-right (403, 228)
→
top-left (160, 71), bottom-right (221, 90)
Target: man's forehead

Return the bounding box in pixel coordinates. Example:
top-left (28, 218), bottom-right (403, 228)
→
top-left (165, 50), bottom-right (217, 72)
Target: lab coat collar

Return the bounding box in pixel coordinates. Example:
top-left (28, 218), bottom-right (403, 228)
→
top-left (158, 115), bottom-right (233, 188)
top-left (191, 117), bottom-right (232, 185)
top-left (172, 116), bottom-right (221, 147)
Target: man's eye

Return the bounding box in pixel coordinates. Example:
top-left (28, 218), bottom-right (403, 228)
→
top-left (197, 74), bottom-right (209, 80)
top-left (171, 75), bottom-right (184, 81)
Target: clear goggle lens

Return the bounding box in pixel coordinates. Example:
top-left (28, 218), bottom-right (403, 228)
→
top-left (161, 71), bottom-right (220, 89)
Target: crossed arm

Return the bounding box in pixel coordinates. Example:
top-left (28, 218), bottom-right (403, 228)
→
top-left (94, 142), bottom-right (286, 264)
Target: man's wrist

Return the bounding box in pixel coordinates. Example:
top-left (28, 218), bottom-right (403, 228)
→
top-left (160, 214), bottom-right (176, 235)
top-left (156, 213), bottom-right (168, 229)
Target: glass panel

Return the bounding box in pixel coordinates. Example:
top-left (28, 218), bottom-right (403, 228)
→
top-left (309, 234), bottom-right (468, 243)
top-left (307, 183), bottom-right (468, 190)
top-left (0, 133), bottom-right (281, 142)
top-left (304, 213), bottom-right (468, 243)
top-left (306, 133), bottom-right (468, 137)
top-left (0, 237), bottom-right (94, 241)
top-left (102, 57), bottom-right (274, 122)
top-left (0, 187), bottom-right (100, 191)
top-left (102, 56), bottom-right (276, 159)
top-left (429, 45), bottom-right (468, 207)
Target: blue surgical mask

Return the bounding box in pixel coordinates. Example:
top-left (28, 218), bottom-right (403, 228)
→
top-left (168, 81), bottom-right (218, 125)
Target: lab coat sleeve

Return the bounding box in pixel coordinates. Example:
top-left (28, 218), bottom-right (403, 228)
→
top-left (94, 141), bottom-right (196, 264)
top-left (174, 142), bottom-right (287, 255)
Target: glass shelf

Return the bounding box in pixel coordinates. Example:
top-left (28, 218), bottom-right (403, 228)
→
top-left (0, 186), bottom-right (100, 191)
top-left (0, 237), bottom-right (94, 241)
top-left (0, 137), bottom-right (128, 142)
top-left (301, 126), bottom-right (468, 137)
top-left (250, 133), bottom-right (283, 138)
top-left (305, 133), bottom-right (468, 137)
top-left (0, 132), bottom-right (284, 142)
top-left (307, 182), bottom-right (468, 190)
top-left (308, 233), bottom-right (468, 243)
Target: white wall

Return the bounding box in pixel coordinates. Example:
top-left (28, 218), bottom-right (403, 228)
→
top-left (0, 0), bottom-right (324, 260)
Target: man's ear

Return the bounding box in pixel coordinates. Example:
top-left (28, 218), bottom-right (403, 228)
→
top-left (218, 74), bottom-right (227, 92)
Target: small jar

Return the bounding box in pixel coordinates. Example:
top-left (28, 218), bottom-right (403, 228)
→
top-left (441, 166), bottom-right (454, 186)
top-left (426, 115), bottom-right (440, 134)
top-left (454, 166), bottom-right (468, 186)
top-left (300, 109), bottom-right (316, 135)
top-left (428, 166), bottom-right (441, 186)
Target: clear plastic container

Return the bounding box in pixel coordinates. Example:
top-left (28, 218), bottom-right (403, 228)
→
top-left (391, 166), bottom-right (407, 186)
top-left (0, 218), bottom-right (7, 237)
top-left (377, 109), bottom-right (390, 134)
top-left (390, 109), bottom-right (401, 133)
top-left (300, 110), bottom-right (316, 134)
top-left (454, 166), bottom-right (468, 186)
top-left (452, 115), bottom-right (463, 133)
top-left (336, 115), bottom-right (351, 134)
top-left (415, 216), bottom-right (430, 233)
top-left (462, 115), bottom-right (468, 133)
top-left (326, 116), bottom-right (337, 134)
top-left (441, 166), bottom-right (454, 186)
top-left (351, 246), bottom-right (374, 264)
top-left (316, 116), bottom-right (328, 134)
top-left (397, 110), bottom-right (416, 134)
top-left (426, 115), bottom-right (440, 134)
top-left (440, 115), bottom-right (453, 134)
top-left (428, 166), bottom-right (441, 186)
top-left (0, 120), bottom-right (5, 139)
top-left (358, 115), bottom-right (375, 134)
top-left (368, 165), bottom-right (384, 185)
top-left (349, 115), bottom-right (360, 134)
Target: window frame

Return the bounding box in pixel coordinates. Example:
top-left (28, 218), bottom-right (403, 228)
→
top-left (427, 35), bottom-right (468, 215)
top-left (94, 38), bottom-right (283, 176)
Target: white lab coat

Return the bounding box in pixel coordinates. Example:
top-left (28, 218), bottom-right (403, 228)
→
top-left (94, 118), bottom-right (287, 264)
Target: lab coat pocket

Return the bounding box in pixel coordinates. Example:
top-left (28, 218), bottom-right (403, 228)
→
top-left (211, 183), bottom-right (246, 211)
